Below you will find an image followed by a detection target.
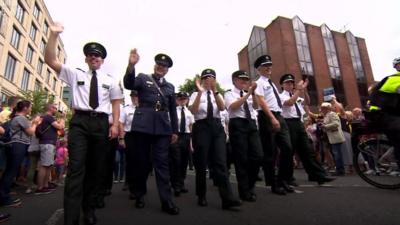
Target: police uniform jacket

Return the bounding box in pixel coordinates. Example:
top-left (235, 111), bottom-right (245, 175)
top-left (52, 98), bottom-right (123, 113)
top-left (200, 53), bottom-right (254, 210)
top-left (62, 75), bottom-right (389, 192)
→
top-left (123, 69), bottom-right (178, 135)
top-left (59, 65), bottom-right (123, 114)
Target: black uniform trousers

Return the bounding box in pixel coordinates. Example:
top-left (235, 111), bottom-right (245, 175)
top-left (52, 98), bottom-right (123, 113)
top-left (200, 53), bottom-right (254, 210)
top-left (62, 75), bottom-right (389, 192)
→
top-left (104, 138), bottom-right (118, 192)
top-left (64, 113), bottom-right (110, 225)
top-left (257, 111), bottom-right (293, 186)
top-left (229, 118), bottom-right (263, 198)
top-left (129, 131), bottom-right (173, 204)
top-left (124, 131), bottom-right (136, 195)
top-left (285, 118), bottom-right (327, 180)
top-left (169, 133), bottom-right (191, 191)
top-left (192, 118), bottom-right (235, 202)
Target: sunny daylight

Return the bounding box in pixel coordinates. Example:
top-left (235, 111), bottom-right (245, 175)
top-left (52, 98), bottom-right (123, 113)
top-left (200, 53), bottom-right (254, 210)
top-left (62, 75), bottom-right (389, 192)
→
top-left (0, 0), bottom-right (399, 224)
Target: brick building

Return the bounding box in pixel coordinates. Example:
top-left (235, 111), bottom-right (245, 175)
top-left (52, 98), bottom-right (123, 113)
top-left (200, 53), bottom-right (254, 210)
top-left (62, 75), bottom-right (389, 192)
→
top-left (238, 16), bottom-right (375, 109)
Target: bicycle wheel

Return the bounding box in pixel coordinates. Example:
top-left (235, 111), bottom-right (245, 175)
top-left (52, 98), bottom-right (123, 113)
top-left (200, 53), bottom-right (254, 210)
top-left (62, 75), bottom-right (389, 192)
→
top-left (353, 138), bottom-right (400, 189)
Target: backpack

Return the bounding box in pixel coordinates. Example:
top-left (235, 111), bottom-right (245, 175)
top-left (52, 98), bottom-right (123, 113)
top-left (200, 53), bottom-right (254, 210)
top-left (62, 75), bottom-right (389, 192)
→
top-left (35, 119), bottom-right (51, 139)
top-left (0, 120), bottom-right (16, 147)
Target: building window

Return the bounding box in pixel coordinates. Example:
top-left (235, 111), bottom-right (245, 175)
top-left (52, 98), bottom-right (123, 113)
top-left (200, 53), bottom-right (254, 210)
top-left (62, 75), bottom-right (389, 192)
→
top-left (46, 69), bottom-right (51, 84)
top-left (40, 39), bottom-right (46, 54)
top-left (43, 21), bottom-right (49, 36)
top-left (15, 2), bottom-right (24, 24)
top-left (29, 23), bottom-right (37, 41)
top-left (292, 16), bottom-right (314, 76)
top-left (34, 79), bottom-right (42, 91)
top-left (0, 7), bottom-right (4, 30)
top-left (4, 54), bottom-right (17, 81)
top-left (10, 27), bottom-right (21, 49)
top-left (37, 58), bottom-right (43, 75)
top-left (346, 31), bottom-right (369, 106)
top-left (53, 77), bottom-right (57, 91)
top-left (321, 24), bottom-right (346, 105)
top-left (26, 44), bottom-right (34, 64)
top-left (21, 69), bottom-right (30, 91)
top-left (33, 3), bottom-right (40, 20)
top-left (247, 26), bottom-right (267, 79)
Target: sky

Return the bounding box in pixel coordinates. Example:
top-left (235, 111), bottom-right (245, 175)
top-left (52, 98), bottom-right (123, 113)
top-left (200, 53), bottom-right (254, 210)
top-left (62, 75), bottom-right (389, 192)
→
top-left (44, 0), bottom-right (400, 99)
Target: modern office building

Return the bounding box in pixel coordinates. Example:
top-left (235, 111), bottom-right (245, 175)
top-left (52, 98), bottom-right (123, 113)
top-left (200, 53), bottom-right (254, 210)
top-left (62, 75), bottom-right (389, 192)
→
top-left (238, 16), bottom-right (375, 108)
top-left (0, 0), bottom-right (69, 111)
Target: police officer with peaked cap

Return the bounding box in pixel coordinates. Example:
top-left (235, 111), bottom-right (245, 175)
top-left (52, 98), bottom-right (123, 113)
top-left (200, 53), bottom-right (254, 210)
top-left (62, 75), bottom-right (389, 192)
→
top-left (188, 69), bottom-right (242, 210)
top-left (253, 55), bottom-right (295, 195)
top-left (169, 91), bottom-right (194, 197)
top-left (279, 74), bottom-right (335, 185)
top-left (224, 70), bottom-right (263, 202)
top-left (123, 49), bottom-right (179, 215)
top-left (44, 22), bottom-right (123, 225)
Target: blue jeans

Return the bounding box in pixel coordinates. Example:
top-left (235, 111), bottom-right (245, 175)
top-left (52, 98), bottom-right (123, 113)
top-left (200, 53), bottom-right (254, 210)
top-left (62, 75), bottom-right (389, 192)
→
top-left (331, 143), bottom-right (345, 174)
top-left (0, 142), bottom-right (29, 204)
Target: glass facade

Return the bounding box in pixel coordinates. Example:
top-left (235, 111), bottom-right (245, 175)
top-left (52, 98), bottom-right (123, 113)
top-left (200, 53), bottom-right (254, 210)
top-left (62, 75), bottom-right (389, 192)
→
top-left (293, 16), bottom-right (313, 76)
top-left (346, 31), bottom-right (368, 106)
top-left (321, 24), bottom-right (346, 105)
top-left (247, 26), bottom-right (267, 79)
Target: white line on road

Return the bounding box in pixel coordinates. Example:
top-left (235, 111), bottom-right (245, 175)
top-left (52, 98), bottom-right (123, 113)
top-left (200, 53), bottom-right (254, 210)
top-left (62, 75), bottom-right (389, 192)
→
top-left (46, 208), bottom-right (64, 225)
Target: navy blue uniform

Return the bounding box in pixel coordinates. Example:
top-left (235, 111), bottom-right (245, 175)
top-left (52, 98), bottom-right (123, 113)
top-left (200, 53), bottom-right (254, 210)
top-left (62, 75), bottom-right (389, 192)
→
top-left (123, 69), bottom-right (178, 205)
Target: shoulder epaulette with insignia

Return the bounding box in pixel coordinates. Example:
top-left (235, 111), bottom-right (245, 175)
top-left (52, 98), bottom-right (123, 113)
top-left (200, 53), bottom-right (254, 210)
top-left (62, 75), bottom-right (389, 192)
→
top-left (76, 68), bottom-right (85, 72)
top-left (225, 89), bottom-right (232, 92)
top-left (106, 74), bottom-right (112, 77)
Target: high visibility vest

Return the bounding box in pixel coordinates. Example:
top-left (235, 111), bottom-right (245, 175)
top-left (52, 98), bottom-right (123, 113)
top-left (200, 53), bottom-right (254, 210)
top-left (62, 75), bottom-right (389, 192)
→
top-left (369, 72), bottom-right (400, 114)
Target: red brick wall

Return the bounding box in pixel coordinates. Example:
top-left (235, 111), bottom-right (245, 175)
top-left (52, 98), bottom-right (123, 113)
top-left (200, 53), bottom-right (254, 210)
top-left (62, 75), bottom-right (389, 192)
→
top-left (238, 46), bottom-right (249, 74)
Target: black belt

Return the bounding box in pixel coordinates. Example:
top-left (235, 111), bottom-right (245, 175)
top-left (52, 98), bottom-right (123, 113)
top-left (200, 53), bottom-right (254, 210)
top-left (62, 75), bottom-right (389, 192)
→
top-left (74, 110), bottom-right (108, 118)
top-left (138, 102), bottom-right (168, 112)
top-left (284, 118), bottom-right (301, 121)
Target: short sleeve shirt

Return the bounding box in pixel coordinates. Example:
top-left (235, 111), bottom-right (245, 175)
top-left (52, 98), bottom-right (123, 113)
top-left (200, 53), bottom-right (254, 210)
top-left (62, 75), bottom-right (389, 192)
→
top-left (224, 87), bottom-right (257, 120)
top-left (11, 115), bottom-right (31, 144)
top-left (189, 91), bottom-right (223, 120)
top-left (176, 106), bottom-right (195, 133)
top-left (120, 104), bottom-right (136, 132)
top-left (38, 114), bottom-right (58, 144)
top-left (280, 90), bottom-right (305, 119)
top-left (59, 65), bottom-right (124, 114)
top-left (255, 76), bottom-right (282, 112)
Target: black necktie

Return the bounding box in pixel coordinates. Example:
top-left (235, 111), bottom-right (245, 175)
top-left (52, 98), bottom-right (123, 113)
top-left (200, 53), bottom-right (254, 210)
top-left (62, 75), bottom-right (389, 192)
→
top-left (240, 90), bottom-right (251, 120)
top-left (268, 79), bottom-right (282, 108)
top-left (180, 106), bottom-right (186, 133)
top-left (290, 92), bottom-right (302, 118)
top-left (89, 70), bottom-right (99, 109)
top-left (207, 91), bottom-right (213, 119)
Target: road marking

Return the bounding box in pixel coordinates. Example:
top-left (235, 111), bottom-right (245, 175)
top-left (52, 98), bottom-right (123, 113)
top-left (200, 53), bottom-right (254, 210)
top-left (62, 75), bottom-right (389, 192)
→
top-left (46, 208), bottom-right (64, 225)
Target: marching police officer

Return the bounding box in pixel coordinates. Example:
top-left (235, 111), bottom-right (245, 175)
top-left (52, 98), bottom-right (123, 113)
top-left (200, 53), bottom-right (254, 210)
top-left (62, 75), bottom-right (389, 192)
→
top-left (169, 92), bottom-right (194, 197)
top-left (279, 74), bottom-right (335, 185)
top-left (45, 23), bottom-right (123, 225)
top-left (224, 70), bottom-right (263, 202)
top-left (253, 55), bottom-right (294, 195)
top-left (123, 49), bottom-right (179, 215)
top-left (189, 69), bottom-right (241, 210)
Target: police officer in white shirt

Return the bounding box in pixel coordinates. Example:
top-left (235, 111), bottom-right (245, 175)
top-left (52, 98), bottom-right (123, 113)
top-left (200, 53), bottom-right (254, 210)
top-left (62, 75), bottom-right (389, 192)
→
top-left (279, 74), bottom-right (335, 185)
top-left (170, 92), bottom-right (194, 197)
top-left (189, 69), bottom-right (241, 210)
top-left (254, 55), bottom-right (294, 195)
top-left (45, 22), bottom-right (123, 225)
top-left (224, 70), bottom-right (263, 202)
top-left (120, 90), bottom-right (138, 199)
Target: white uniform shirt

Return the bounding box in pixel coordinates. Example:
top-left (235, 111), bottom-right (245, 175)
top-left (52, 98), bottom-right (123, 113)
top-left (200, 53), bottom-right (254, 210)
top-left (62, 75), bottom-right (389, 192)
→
top-left (120, 104), bottom-right (136, 132)
top-left (224, 87), bottom-right (257, 120)
top-left (59, 65), bottom-right (123, 114)
top-left (176, 106), bottom-right (195, 133)
top-left (280, 90), bottom-right (305, 119)
top-left (255, 76), bottom-right (282, 112)
top-left (189, 91), bottom-right (223, 120)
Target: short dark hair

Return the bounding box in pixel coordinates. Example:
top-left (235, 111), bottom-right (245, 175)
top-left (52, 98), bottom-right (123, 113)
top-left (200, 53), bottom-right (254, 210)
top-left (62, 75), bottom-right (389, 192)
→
top-left (7, 96), bottom-right (19, 107)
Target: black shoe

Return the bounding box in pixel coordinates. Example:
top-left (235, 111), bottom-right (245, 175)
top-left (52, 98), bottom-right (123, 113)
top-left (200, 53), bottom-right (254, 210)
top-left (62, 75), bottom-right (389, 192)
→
top-left (331, 171), bottom-right (345, 176)
top-left (95, 197), bottom-right (105, 209)
top-left (271, 186), bottom-right (286, 195)
top-left (135, 197), bottom-right (145, 208)
top-left (197, 196), bottom-right (208, 206)
top-left (180, 187), bottom-right (188, 193)
top-left (161, 202), bottom-right (180, 215)
top-left (174, 190), bottom-right (181, 197)
top-left (129, 193), bottom-right (136, 200)
top-left (281, 182), bottom-right (295, 193)
top-left (240, 193), bottom-right (257, 202)
top-left (287, 180), bottom-right (299, 187)
top-left (83, 210), bottom-right (97, 225)
top-left (316, 176), bottom-right (336, 185)
top-left (222, 199), bottom-right (242, 210)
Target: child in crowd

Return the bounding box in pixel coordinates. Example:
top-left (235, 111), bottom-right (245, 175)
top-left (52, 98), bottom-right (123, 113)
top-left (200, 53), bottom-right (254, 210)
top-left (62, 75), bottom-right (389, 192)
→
top-left (54, 140), bottom-right (68, 184)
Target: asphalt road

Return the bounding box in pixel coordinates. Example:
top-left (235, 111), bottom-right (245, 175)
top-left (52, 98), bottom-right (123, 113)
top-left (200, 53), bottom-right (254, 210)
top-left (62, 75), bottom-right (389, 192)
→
top-left (2, 170), bottom-right (400, 225)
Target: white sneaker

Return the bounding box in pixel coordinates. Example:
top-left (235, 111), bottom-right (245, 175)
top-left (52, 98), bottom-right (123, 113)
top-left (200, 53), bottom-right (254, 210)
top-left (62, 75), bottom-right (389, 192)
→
top-left (364, 169), bottom-right (375, 175)
top-left (389, 171), bottom-right (400, 176)
top-left (25, 188), bottom-right (33, 194)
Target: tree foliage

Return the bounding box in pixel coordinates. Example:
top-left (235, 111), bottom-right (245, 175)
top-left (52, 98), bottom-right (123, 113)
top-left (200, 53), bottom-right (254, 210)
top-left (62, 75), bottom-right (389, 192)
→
top-left (178, 75), bottom-right (226, 95)
top-left (20, 89), bottom-right (55, 116)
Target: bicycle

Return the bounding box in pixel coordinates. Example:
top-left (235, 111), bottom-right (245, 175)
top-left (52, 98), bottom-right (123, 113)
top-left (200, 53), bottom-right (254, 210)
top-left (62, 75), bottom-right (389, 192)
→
top-left (351, 112), bottom-right (400, 189)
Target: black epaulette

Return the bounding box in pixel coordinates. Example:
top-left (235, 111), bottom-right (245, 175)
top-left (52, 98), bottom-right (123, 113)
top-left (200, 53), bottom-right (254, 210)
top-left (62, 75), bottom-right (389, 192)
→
top-left (106, 74), bottom-right (112, 77)
top-left (225, 89), bottom-right (232, 92)
top-left (76, 68), bottom-right (85, 72)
